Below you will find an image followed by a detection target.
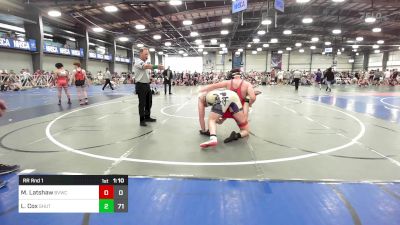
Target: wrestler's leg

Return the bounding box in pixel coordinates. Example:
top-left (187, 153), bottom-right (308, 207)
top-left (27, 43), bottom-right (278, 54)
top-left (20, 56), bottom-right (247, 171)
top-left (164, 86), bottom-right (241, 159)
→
top-left (224, 111), bottom-right (249, 143)
top-left (200, 112), bottom-right (221, 148)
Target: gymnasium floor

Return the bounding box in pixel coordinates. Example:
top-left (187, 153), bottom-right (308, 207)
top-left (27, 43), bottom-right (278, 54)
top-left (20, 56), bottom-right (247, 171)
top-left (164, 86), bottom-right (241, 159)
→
top-left (0, 84), bottom-right (399, 225)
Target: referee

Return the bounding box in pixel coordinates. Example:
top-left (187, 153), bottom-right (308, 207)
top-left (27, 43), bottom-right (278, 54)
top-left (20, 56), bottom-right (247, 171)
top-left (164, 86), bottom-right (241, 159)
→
top-left (133, 48), bottom-right (164, 126)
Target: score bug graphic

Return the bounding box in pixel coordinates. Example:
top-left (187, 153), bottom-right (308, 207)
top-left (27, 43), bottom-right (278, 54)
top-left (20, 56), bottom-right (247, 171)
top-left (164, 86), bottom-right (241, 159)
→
top-left (19, 175), bottom-right (128, 213)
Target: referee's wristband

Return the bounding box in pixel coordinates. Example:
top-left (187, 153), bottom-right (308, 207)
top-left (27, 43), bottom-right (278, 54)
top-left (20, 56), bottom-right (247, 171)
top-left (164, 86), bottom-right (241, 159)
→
top-left (152, 65), bottom-right (158, 70)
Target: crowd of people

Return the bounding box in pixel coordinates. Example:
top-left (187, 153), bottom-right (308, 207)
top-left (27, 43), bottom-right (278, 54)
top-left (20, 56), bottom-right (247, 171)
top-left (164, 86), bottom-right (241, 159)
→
top-left (0, 68), bottom-right (135, 92)
top-left (1, 67), bottom-right (399, 94)
top-left (146, 68), bottom-right (400, 90)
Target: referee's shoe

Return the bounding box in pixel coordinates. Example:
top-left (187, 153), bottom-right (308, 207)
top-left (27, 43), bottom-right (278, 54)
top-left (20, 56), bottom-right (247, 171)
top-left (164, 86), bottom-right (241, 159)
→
top-left (140, 117), bottom-right (156, 126)
top-left (145, 117), bottom-right (156, 122)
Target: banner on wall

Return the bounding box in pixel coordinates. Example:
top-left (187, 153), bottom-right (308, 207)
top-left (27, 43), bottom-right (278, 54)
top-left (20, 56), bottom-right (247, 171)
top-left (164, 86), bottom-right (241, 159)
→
top-left (0, 38), bottom-right (37, 51)
top-left (71, 49), bottom-right (83, 57)
top-left (44, 44), bottom-right (84, 57)
top-left (271, 51), bottom-right (282, 70)
top-left (275, 0), bottom-right (285, 13)
top-left (104, 55), bottom-right (111, 60)
top-left (204, 52), bottom-right (216, 71)
top-left (115, 56), bottom-right (131, 63)
top-left (232, 52), bottom-right (243, 69)
top-left (232, 0), bottom-right (247, 13)
top-left (324, 48), bottom-right (333, 53)
top-left (96, 53), bottom-right (104, 60)
top-left (89, 51), bottom-right (112, 61)
top-left (89, 52), bottom-right (96, 58)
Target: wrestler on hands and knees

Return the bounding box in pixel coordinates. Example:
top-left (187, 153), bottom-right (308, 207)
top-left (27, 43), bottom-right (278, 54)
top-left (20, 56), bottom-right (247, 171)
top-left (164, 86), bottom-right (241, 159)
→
top-left (198, 69), bottom-right (257, 148)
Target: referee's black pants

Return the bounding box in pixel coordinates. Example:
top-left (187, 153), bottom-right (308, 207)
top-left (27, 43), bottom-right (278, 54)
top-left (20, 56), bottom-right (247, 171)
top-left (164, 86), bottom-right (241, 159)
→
top-left (102, 79), bottom-right (113, 90)
top-left (136, 82), bottom-right (152, 121)
top-left (293, 78), bottom-right (300, 90)
top-left (164, 81), bottom-right (171, 94)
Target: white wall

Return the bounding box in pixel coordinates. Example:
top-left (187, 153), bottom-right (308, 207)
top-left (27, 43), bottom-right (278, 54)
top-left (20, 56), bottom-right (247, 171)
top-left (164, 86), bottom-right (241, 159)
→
top-left (387, 50), bottom-right (400, 69)
top-left (215, 53), bottom-right (224, 72)
top-left (281, 52), bottom-right (289, 71)
top-left (288, 50), bottom-right (311, 71)
top-left (165, 56), bottom-right (203, 73)
top-left (266, 51), bottom-right (271, 71)
top-left (215, 52), bottom-right (225, 72)
top-left (0, 51), bottom-right (33, 72)
top-left (215, 52), bottom-right (232, 72)
top-left (43, 55), bottom-right (79, 72)
top-left (335, 54), bottom-right (352, 72)
top-left (354, 54), bottom-right (364, 71)
top-left (311, 54), bottom-right (334, 71)
top-left (116, 49), bottom-right (127, 57)
top-left (245, 50), bottom-right (267, 72)
top-left (87, 60), bottom-right (109, 74)
top-left (225, 52), bottom-right (232, 72)
top-left (114, 63), bottom-right (129, 74)
top-left (203, 52), bottom-right (217, 72)
top-left (369, 53), bottom-right (383, 70)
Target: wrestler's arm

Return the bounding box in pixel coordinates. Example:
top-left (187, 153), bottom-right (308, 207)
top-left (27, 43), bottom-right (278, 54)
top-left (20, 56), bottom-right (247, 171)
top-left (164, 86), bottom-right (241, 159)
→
top-left (198, 95), bottom-right (207, 131)
top-left (70, 70), bottom-right (76, 83)
top-left (199, 80), bottom-right (228, 92)
top-left (242, 102), bottom-right (250, 122)
top-left (243, 83), bottom-right (257, 120)
top-left (0, 99), bottom-right (7, 117)
top-left (246, 83), bottom-right (257, 107)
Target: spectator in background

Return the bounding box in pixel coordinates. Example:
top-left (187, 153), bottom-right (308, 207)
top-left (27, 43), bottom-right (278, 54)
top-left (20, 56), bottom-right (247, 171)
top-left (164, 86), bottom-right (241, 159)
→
top-left (261, 74), bottom-right (267, 85)
top-left (315, 69), bottom-right (322, 90)
top-left (270, 68), bottom-right (276, 85)
top-left (162, 66), bottom-right (173, 95)
top-left (54, 63), bottom-right (71, 105)
top-left (72, 62), bottom-right (88, 105)
top-left (293, 69), bottom-right (301, 91)
top-left (102, 68), bottom-right (114, 91)
top-left (389, 71), bottom-right (398, 86)
top-left (325, 67), bottom-right (335, 92)
top-left (373, 69), bottom-right (382, 85)
top-left (385, 69), bottom-right (391, 81)
top-left (277, 69), bottom-right (284, 84)
top-left (10, 32), bottom-right (17, 40)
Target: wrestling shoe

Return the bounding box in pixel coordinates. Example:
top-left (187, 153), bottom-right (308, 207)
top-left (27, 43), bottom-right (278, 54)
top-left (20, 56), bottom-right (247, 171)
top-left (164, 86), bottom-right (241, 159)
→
top-left (199, 130), bottom-right (210, 136)
top-left (200, 136), bottom-right (218, 148)
top-left (224, 131), bottom-right (241, 143)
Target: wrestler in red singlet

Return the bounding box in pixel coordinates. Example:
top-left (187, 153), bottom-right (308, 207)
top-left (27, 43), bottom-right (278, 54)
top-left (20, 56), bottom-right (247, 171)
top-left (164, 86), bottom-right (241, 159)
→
top-left (222, 79), bottom-right (245, 119)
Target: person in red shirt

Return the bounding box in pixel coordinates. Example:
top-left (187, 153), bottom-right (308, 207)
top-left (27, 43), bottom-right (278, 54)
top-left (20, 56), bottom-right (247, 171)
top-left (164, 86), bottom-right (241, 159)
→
top-left (72, 62), bottom-right (88, 105)
top-left (54, 63), bottom-right (71, 105)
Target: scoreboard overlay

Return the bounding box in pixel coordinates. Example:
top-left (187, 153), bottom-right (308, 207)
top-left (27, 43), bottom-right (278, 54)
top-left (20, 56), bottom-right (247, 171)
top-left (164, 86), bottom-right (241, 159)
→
top-left (18, 175), bottom-right (128, 213)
